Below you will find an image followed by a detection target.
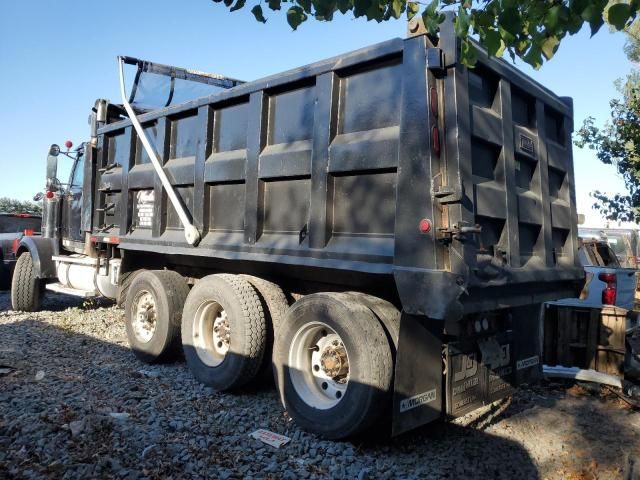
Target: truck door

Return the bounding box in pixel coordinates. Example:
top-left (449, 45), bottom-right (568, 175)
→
top-left (61, 154), bottom-right (85, 246)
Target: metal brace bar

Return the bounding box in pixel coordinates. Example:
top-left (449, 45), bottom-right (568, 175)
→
top-left (118, 56), bottom-right (200, 246)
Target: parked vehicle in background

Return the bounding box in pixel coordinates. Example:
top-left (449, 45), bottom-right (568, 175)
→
top-left (10, 16), bottom-right (584, 438)
top-left (544, 239), bottom-right (639, 386)
top-left (0, 212), bottom-right (41, 290)
top-left (575, 239), bottom-right (637, 310)
top-left (579, 227), bottom-right (640, 269)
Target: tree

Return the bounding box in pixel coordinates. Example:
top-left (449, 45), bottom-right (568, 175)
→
top-left (575, 21), bottom-right (640, 222)
top-left (0, 197), bottom-right (42, 215)
top-left (213, 0), bottom-right (639, 68)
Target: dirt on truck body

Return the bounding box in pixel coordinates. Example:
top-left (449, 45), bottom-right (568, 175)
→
top-left (12, 15), bottom-right (584, 438)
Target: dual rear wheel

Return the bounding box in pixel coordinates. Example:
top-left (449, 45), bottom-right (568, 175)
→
top-left (123, 271), bottom-right (396, 439)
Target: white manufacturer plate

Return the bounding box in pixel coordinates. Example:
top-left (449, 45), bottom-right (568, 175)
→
top-left (516, 355), bottom-right (540, 371)
top-left (248, 429), bottom-right (291, 449)
top-left (399, 389), bottom-right (437, 413)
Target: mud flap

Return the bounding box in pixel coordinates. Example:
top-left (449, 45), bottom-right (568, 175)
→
top-left (391, 313), bottom-right (444, 436)
top-left (512, 304), bottom-right (543, 385)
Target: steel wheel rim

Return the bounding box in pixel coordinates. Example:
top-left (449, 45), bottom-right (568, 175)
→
top-left (131, 290), bottom-right (157, 343)
top-left (193, 300), bottom-right (230, 367)
top-left (288, 321), bottom-right (350, 410)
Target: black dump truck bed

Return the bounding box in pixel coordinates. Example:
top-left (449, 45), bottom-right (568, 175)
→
top-left (90, 23), bottom-right (582, 320)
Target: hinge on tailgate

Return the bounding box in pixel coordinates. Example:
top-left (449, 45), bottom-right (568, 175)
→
top-left (437, 222), bottom-right (482, 245)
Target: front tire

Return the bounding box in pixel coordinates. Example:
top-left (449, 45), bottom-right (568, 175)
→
top-left (11, 252), bottom-right (44, 312)
top-left (124, 270), bottom-right (189, 364)
top-left (273, 293), bottom-right (393, 439)
top-left (181, 274), bottom-right (267, 391)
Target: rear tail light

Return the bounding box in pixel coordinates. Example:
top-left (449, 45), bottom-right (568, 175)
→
top-left (431, 126), bottom-right (440, 157)
top-left (598, 272), bottom-right (617, 305)
top-left (23, 229), bottom-right (34, 236)
top-left (429, 87), bottom-right (439, 118)
top-left (45, 191), bottom-right (55, 199)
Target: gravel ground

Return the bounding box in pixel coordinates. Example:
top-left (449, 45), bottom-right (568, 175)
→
top-left (1, 291), bottom-right (639, 480)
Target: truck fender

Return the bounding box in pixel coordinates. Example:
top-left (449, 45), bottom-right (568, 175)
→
top-left (17, 236), bottom-right (58, 279)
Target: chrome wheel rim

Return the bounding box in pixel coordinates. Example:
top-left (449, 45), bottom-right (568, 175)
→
top-left (193, 301), bottom-right (230, 367)
top-left (289, 321), bottom-right (350, 410)
top-left (131, 290), bottom-right (157, 343)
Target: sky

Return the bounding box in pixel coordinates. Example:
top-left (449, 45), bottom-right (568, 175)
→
top-left (0, 0), bottom-right (633, 227)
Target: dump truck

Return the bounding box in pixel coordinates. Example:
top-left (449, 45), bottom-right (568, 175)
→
top-left (11, 16), bottom-right (584, 438)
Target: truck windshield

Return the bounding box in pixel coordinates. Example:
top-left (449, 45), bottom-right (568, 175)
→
top-left (70, 154), bottom-right (85, 188)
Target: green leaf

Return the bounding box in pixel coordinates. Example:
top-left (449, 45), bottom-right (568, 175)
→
top-left (498, 25), bottom-right (515, 44)
top-left (540, 35), bottom-right (560, 60)
top-left (422, 11), bottom-right (440, 35)
top-left (406, 1), bottom-right (419, 20)
top-left (390, 0), bottom-right (403, 19)
top-left (498, 8), bottom-right (522, 37)
top-left (460, 38), bottom-right (477, 67)
top-left (229, 0), bottom-right (245, 12)
top-left (608, 3), bottom-right (632, 31)
top-left (353, 0), bottom-right (372, 17)
top-left (297, 0), bottom-right (312, 13)
top-left (267, 0), bottom-right (281, 10)
top-left (581, 1), bottom-right (606, 37)
top-left (523, 44), bottom-right (543, 70)
top-left (454, 5), bottom-right (470, 38)
top-left (484, 29), bottom-right (505, 57)
top-left (287, 5), bottom-right (308, 29)
top-left (366, 0), bottom-right (385, 22)
top-left (426, 0), bottom-right (439, 16)
top-left (250, 4), bottom-right (267, 22)
top-left (336, 0), bottom-right (352, 14)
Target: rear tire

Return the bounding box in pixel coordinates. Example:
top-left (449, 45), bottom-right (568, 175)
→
top-left (273, 292), bottom-right (393, 439)
top-left (124, 270), bottom-right (189, 364)
top-left (239, 275), bottom-right (289, 382)
top-left (11, 252), bottom-right (44, 312)
top-left (182, 274), bottom-right (266, 391)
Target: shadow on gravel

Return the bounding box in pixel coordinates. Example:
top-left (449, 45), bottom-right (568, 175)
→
top-left (0, 313), bottom-right (543, 480)
top-left (1, 306), bottom-right (635, 479)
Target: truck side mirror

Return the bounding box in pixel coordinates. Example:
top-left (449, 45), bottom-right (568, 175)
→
top-left (46, 144), bottom-right (60, 190)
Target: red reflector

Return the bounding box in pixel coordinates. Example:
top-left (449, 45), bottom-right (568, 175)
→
top-left (431, 126), bottom-right (440, 157)
top-left (602, 287), bottom-right (617, 305)
top-left (598, 272), bottom-right (616, 284)
top-left (419, 218), bottom-right (432, 233)
top-left (15, 213), bottom-right (31, 218)
top-left (430, 87), bottom-right (438, 118)
top-left (23, 229), bottom-right (34, 236)
top-left (90, 236), bottom-right (97, 243)
top-left (45, 191), bottom-right (55, 199)
top-left (106, 236), bottom-right (120, 244)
